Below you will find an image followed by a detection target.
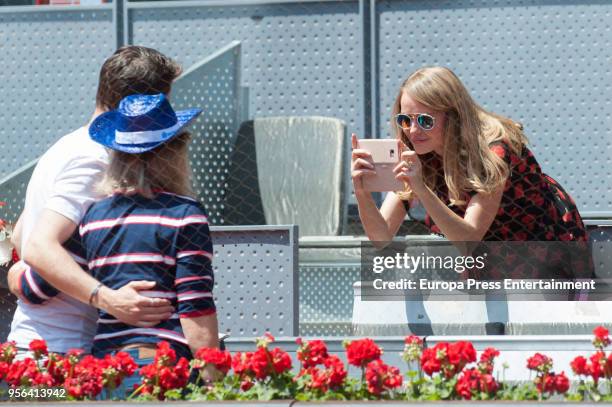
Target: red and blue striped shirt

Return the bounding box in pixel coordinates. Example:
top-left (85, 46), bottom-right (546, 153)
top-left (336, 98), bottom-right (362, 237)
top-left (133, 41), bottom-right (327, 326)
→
top-left (21, 191), bottom-right (215, 358)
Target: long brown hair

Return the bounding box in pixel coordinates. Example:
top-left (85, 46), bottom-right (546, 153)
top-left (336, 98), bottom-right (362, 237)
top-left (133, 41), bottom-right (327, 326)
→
top-left (392, 66), bottom-right (528, 205)
top-left (99, 132), bottom-right (194, 198)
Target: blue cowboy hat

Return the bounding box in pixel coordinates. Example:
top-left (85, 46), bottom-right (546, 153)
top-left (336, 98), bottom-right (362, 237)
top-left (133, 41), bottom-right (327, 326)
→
top-left (89, 93), bottom-right (202, 153)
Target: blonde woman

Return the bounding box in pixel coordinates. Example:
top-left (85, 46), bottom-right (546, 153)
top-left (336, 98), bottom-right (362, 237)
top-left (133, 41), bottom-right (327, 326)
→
top-left (352, 67), bottom-right (590, 278)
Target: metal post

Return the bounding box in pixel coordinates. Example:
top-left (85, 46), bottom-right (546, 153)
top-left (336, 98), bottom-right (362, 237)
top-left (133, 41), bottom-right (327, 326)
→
top-left (112, 0), bottom-right (128, 49)
top-left (369, 0), bottom-right (378, 139)
top-left (359, 0), bottom-right (370, 139)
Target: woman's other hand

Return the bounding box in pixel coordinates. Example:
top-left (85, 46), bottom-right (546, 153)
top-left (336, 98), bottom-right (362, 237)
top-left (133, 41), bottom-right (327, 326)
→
top-left (394, 148), bottom-right (425, 193)
top-left (351, 133), bottom-right (375, 192)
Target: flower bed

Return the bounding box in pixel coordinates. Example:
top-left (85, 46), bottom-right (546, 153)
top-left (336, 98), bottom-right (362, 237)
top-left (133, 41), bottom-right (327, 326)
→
top-left (2, 327), bottom-right (612, 402)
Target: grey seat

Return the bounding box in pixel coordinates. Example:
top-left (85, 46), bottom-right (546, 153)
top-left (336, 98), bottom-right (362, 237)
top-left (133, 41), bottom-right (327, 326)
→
top-left (223, 116), bottom-right (348, 237)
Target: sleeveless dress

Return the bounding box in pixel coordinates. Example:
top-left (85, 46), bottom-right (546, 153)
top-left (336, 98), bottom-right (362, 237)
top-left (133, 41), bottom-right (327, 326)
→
top-left (403, 140), bottom-right (592, 280)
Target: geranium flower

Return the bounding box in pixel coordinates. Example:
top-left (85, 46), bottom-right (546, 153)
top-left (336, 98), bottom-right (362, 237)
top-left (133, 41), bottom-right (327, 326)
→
top-left (364, 359), bottom-right (402, 396)
top-left (526, 353), bottom-right (552, 373)
top-left (593, 326), bottom-right (611, 349)
top-left (296, 339), bottom-right (328, 368)
top-left (344, 338), bottom-right (382, 368)
top-left (194, 347), bottom-right (232, 375)
top-left (29, 339), bottom-right (48, 359)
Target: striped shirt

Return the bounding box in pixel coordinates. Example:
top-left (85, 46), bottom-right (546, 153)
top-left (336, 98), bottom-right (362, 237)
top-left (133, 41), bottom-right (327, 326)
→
top-left (21, 191), bottom-right (215, 358)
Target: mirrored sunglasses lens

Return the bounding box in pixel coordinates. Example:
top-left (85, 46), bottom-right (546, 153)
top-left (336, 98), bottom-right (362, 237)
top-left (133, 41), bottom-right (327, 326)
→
top-left (418, 114), bottom-right (434, 130)
top-left (396, 114), bottom-right (411, 129)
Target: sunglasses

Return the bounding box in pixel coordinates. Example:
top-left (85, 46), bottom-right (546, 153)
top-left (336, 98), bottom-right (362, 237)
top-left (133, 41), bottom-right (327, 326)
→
top-left (395, 113), bottom-right (436, 131)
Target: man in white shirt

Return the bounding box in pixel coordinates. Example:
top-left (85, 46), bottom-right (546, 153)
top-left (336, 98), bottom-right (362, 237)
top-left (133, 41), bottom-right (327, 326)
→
top-left (7, 45), bottom-right (182, 354)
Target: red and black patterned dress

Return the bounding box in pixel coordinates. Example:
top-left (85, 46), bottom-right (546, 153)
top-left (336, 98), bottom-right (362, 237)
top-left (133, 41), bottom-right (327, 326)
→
top-left (405, 140), bottom-right (592, 280)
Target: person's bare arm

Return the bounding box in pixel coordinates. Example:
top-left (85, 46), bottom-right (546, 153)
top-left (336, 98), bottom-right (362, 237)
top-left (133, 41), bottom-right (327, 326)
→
top-left (356, 190), bottom-right (408, 244)
top-left (411, 184), bottom-right (503, 241)
top-left (181, 313), bottom-right (219, 353)
top-left (24, 209), bottom-right (173, 326)
top-left (351, 134), bottom-right (408, 246)
top-left (181, 313), bottom-right (220, 381)
top-left (7, 261), bottom-right (28, 302)
top-left (10, 213), bottom-right (23, 257)
top-left (395, 149), bottom-right (504, 242)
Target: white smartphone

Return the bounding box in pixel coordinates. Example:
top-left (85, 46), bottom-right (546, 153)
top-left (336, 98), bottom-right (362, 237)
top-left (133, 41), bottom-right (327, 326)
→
top-left (358, 139), bottom-right (405, 192)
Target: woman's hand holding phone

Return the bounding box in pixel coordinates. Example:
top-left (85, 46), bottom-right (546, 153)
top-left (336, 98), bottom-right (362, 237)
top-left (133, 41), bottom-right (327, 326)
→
top-left (351, 133), bottom-right (375, 192)
top-left (393, 145), bottom-right (425, 194)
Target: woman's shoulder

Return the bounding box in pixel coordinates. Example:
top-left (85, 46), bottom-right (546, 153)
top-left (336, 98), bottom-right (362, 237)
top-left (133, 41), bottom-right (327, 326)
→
top-left (81, 194), bottom-right (117, 219)
top-left (488, 138), bottom-right (528, 167)
top-left (157, 191), bottom-right (208, 217)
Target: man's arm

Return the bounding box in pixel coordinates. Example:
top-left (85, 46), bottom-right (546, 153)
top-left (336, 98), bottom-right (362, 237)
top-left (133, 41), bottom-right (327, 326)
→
top-left (24, 209), bottom-right (174, 327)
top-left (8, 261), bottom-right (59, 304)
top-left (10, 212), bottom-right (23, 256)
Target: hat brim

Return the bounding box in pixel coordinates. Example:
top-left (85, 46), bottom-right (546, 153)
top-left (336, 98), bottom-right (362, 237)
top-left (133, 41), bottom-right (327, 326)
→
top-left (89, 108), bottom-right (203, 154)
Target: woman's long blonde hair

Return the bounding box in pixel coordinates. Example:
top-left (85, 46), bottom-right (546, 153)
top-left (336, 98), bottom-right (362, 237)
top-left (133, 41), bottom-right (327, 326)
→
top-left (99, 131), bottom-right (194, 198)
top-left (392, 66), bottom-right (528, 206)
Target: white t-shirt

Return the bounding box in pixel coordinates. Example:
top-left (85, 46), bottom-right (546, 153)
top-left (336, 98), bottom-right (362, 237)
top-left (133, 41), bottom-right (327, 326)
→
top-left (8, 126), bottom-right (109, 353)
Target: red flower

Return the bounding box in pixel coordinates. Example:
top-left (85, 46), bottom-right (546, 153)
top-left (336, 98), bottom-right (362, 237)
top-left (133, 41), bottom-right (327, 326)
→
top-left (33, 372), bottom-right (56, 387)
top-left (456, 368), bottom-right (479, 399)
top-left (590, 351), bottom-right (605, 384)
top-left (536, 373), bottom-right (555, 394)
top-left (240, 378), bottom-right (254, 391)
top-left (526, 353), bottom-right (552, 373)
top-left (65, 355), bottom-right (104, 400)
top-left (29, 339), bottom-right (48, 358)
top-left (232, 351), bottom-right (253, 377)
top-left (570, 356), bottom-right (589, 376)
top-left (323, 355), bottom-right (347, 388)
top-left (158, 357), bottom-right (190, 391)
top-left (554, 372), bottom-right (570, 393)
top-left (593, 326), bottom-right (611, 349)
top-left (296, 339), bottom-right (329, 368)
top-left (6, 358), bottom-right (39, 387)
top-left (0, 341), bottom-right (17, 364)
top-left (456, 368), bottom-right (498, 400)
top-left (44, 353), bottom-right (69, 386)
top-left (101, 352), bottom-right (138, 389)
top-left (421, 347), bottom-right (442, 376)
top-left (422, 342), bottom-right (476, 378)
top-left (479, 347), bottom-right (500, 364)
top-left (0, 362), bottom-right (10, 381)
top-left (194, 347), bottom-right (232, 375)
top-left (154, 341), bottom-right (176, 366)
top-left (448, 341), bottom-right (476, 371)
top-left (250, 347), bottom-right (271, 379)
top-left (364, 359), bottom-right (402, 396)
top-left (535, 372), bottom-right (569, 395)
top-left (478, 347), bottom-right (500, 374)
top-left (480, 372), bottom-right (498, 394)
top-left (112, 351), bottom-right (138, 378)
top-left (345, 338), bottom-right (382, 367)
top-left (405, 335), bottom-right (423, 346)
top-left (301, 355), bottom-right (347, 393)
top-left (270, 347), bottom-right (292, 375)
top-left (137, 344), bottom-right (191, 400)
